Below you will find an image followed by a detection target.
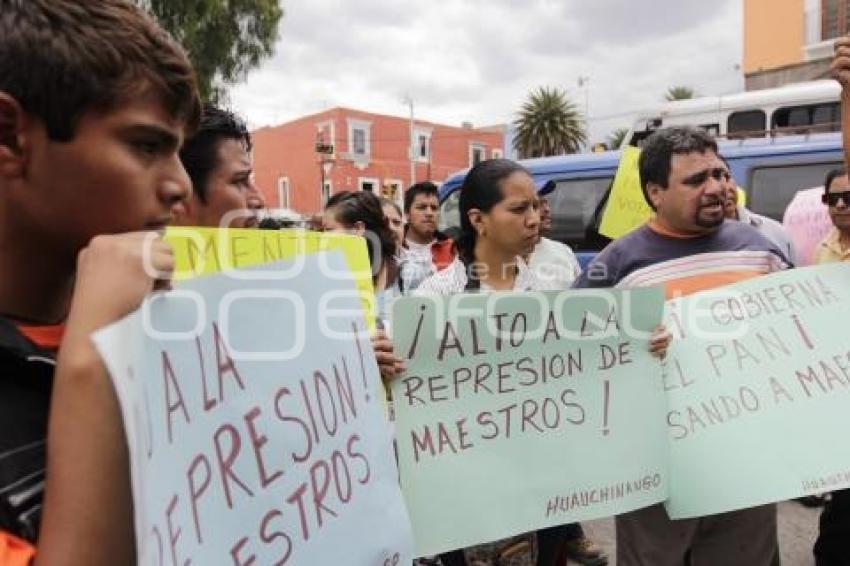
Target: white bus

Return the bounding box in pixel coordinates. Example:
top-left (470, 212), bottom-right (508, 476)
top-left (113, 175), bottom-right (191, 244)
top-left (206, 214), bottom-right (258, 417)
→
top-left (624, 80), bottom-right (840, 147)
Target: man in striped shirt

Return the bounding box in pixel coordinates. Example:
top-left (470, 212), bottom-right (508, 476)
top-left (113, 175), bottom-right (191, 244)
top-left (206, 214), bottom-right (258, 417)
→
top-left (575, 126), bottom-right (789, 566)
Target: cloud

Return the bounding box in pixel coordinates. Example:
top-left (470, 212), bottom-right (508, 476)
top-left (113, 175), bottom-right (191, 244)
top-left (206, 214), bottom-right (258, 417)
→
top-left (230, 0), bottom-right (744, 144)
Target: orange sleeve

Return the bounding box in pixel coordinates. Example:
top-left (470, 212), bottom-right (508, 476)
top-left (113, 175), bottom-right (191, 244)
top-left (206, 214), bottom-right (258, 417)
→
top-left (0, 531), bottom-right (35, 566)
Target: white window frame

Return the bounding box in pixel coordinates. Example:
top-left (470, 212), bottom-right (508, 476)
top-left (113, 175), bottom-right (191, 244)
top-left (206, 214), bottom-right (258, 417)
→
top-left (469, 143), bottom-right (486, 167)
top-left (322, 180), bottom-right (333, 204)
top-left (347, 118), bottom-right (372, 158)
top-left (277, 176), bottom-right (290, 208)
top-left (413, 126), bottom-right (433, 163)
top-left (358, 177), bottom-right (380, 192)
top-left (491, 148), bottom-right (504, 159)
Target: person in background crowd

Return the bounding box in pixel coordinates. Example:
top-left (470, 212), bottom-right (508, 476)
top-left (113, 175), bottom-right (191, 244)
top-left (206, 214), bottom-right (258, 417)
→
top-left (173, 103), bottom-right (265, 228)
top-left (0, 1), bottom-right (201, 564)
top-left (718, 156), bottom-right (797, 264)
top-left (323, 191), bottom-right (401, 328)
top-left (527, 195), bottom-right (581, 288)
top-left (400, 181), bottom-right (455, 291)
top-left (812, 167), bottom-right (850, 265)
top-left (381, 197), bottom-right (406, 247)
top-left (575, 126), bottom-right (789, 566)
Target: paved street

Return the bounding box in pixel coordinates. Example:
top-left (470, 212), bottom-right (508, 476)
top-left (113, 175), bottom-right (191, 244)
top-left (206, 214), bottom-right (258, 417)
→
top-left (581, 501), bottom-right (821, 566)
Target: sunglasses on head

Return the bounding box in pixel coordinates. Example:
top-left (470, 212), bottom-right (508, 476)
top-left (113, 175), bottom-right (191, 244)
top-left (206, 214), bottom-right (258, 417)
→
top-left (822, 191), bottom-right (850, 206)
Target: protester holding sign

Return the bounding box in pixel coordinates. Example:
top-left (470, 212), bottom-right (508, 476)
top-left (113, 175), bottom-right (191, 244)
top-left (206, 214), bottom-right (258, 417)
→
top-left (0, 1), bottom-right (201, 563)
top-left (575, 126), bottom-right (789, 566)
top-left (414, 158), bottom-right (610, 566)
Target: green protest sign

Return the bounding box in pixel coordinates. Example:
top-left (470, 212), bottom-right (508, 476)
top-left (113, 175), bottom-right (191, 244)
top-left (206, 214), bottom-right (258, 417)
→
top-left (390, 288), bottom-right (666, 557)
top-left (663, 262), bottom-right (850, 518)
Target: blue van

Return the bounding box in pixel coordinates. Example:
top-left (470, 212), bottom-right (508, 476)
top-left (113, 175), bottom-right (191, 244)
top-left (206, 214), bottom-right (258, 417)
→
top-left (438, 132), bottom-right (843, 263)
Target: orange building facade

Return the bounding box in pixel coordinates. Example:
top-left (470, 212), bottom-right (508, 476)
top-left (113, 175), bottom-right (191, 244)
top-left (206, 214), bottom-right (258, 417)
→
top-left (251, 107), bottom-right (504, 215)
top-left (743, 0), bottom-right (844, 89)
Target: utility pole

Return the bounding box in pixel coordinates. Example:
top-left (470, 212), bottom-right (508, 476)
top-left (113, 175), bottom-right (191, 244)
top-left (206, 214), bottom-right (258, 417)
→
top-left (577, 75), bottom-right (590, 121)
top-left (403, 95), bottom-right (415, 186)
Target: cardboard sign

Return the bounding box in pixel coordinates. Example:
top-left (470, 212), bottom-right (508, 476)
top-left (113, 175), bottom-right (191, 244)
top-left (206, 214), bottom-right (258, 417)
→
top-left (164, 227), bottom-right (377, 328)
top-left (663, 263), bottom-right (850, 517)
top-left (94, 252), bottom-right (413, 565)
top-left (390, 288), bottom-right (667, 556)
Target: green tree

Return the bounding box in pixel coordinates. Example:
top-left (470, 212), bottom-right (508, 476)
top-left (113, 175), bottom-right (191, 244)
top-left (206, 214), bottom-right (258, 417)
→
top-left (513, 86), bottom-right (586, 158)
top-left (138, 0), bottom-right (283, 102)
top-left (607, 127), bottom-right (629, 150)
top-left (665, 86), bottom-right (696, 101)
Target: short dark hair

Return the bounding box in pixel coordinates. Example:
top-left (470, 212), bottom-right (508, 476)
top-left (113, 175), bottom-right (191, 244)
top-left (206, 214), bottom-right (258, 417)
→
top-left (457, 158), bottom-right (529, 269)
top-left (0, 0), bottom-right (200, 141)
top-left (824, 167), bottom-right (848, 195)
top-left (638, 126), bottom-right (718, 211)
top-left (180, 104), bottom-right (252, 203)
top-left (404, 181), bottom-right (440, 213)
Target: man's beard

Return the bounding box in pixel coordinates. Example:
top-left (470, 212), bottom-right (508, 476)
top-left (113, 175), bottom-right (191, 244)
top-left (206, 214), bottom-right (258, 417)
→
top-left (694, 197), bottom-right (724, 229)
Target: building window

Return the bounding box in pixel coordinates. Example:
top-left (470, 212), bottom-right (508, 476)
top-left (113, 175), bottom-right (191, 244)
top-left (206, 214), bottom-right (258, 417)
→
top-left (382, 179), bottom-right (403, 202)
top-left (358, 177), bottom-right (379, 192)
top-left (492, 148), bottom-right (504, 159)
top-left (347, 119), bottom-right (371, 158)
top-left (277, 177), bottom-right (290, 208)
top-left (413, 127), bottom-right (432, 163)
top-left (469, 143), bottom-right (486, 167)
top-left (821, 0), bottom-right (850, 40)
top-left (322, 180), bottom-right (332, 204)
top-left (315, 120), bottom-right (335, 155)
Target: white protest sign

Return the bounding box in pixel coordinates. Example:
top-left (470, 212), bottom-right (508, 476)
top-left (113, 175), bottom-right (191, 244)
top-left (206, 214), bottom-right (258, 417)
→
top-left (94, 252), bottom-right (413, 566)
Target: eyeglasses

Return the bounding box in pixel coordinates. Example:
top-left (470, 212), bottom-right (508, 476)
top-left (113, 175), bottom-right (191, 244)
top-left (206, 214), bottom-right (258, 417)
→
top-left (822, 191), bottom-right (850, 207)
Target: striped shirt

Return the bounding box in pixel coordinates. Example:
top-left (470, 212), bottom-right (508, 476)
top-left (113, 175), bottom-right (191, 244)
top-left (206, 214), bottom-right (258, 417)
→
top-left (414, 256), bottom-right (557, 295)
top-left (573, 220), bottom-right (790, 297)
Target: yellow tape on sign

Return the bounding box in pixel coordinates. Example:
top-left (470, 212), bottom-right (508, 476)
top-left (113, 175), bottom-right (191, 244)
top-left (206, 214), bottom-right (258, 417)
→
top-left (164, 227), bottom-right (376, 329)
top-left (598, 146), bottom-right (652, 240)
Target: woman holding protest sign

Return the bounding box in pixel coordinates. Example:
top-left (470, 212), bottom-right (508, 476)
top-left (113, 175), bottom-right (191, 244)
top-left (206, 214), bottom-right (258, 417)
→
top-left (413, 158), bottom-right (607, 566)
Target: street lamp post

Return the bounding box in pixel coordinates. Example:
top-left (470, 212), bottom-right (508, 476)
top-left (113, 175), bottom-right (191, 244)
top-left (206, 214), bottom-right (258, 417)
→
top-left (403, 95), bottom-right (415, 187)
top-left (315, 132), bottom-right (335, 205)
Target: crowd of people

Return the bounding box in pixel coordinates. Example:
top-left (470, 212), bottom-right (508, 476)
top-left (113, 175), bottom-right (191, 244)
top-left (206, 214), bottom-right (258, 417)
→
top-left (2, 2), bottom-right (850, 566)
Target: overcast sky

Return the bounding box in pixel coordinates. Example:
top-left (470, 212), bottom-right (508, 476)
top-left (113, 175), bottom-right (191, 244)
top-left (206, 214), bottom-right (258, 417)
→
top-left (230, 0), bottom-right (743, 146)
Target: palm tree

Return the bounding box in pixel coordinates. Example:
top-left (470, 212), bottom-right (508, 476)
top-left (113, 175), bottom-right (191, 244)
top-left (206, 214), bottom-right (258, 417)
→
top-left (665, 86), bottom-right (696, 101)
top-left (513, 86), bottom-right (586, 158)
top-left (607, 127), bottom-right (629, 150)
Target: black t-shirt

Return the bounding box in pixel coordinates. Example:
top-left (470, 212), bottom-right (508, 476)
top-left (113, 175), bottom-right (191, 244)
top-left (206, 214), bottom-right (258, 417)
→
top-left (0, 316), bottom-right (54, 542)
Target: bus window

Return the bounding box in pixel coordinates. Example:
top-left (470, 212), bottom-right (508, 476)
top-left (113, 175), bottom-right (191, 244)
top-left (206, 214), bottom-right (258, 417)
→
top-left (700, 124), bottom-right (720, 137)
top-left (727, 110), bottom-right (766, 138)
top-left (748, 161), bottom-right (843, 220)
top-left (545, 177), bottom-right (613, 250)
top-left (772, 102), bottom-right (840, 134)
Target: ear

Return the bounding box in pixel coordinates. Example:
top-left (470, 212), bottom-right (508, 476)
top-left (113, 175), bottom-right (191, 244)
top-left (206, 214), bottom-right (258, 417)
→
top-left (646, 182), bottom-right (665, 211)
top-left (353, 220), bottom-right (366, 235)
top-left (0, 93), bottom-right (29, 179)
top-left (467, 208), bottom-right (485, 235)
